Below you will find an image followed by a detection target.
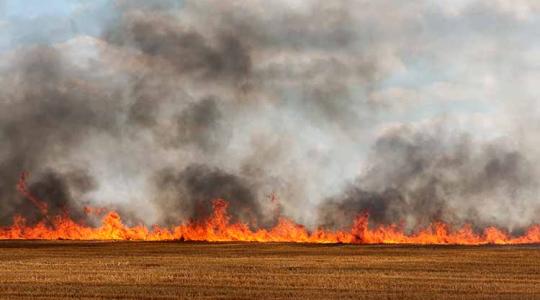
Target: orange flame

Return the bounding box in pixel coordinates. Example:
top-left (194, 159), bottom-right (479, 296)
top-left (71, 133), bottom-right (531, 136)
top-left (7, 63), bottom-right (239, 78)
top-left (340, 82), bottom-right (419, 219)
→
top-left (2, 173), bottom-right (539, 244)
top-left (1, 198), bottom-right (540, 244)
top-left (16, 172), bottom-right (48, 216)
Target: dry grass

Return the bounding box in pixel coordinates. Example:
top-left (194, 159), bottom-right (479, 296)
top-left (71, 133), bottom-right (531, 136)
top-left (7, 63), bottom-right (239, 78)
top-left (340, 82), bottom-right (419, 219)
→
top-left (0, 241), bottom-right (538, 299)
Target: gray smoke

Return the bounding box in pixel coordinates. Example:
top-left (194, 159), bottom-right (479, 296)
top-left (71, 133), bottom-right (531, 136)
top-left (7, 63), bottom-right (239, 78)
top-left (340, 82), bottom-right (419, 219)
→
top-left (0, 46), bottom-right (118, 225)
top-left (1, 1), bottom-right (539, 231)
top-left (319, 122), bottom-right (540, 232)
top-left (153, 163), bottom-right (269, 227)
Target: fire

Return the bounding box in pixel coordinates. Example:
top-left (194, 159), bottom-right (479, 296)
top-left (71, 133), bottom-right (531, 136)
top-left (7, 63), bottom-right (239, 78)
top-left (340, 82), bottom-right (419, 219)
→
top-left (1, 174), bottom-right (540, 244)
top-left (1, 199), bottom-right (540, 244)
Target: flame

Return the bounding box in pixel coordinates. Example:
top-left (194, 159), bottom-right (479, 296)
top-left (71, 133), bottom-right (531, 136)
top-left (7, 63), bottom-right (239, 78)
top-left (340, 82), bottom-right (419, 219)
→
top-left (16, 172), bottom-right (48, 216)
top-left (1, 198), bottom-right (539, 244)
top-left (1, 174), bottom-right (539, 244)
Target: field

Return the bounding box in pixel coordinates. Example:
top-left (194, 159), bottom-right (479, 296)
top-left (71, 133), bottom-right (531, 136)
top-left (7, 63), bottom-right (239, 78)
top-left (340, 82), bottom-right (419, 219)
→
top-left (0, 241), bottom-right (538, 299)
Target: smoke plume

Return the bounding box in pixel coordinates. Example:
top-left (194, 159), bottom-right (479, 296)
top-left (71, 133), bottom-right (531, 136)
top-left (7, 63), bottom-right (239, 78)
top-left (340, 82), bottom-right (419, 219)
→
top-left (1, 0), bottom-right (539, 231)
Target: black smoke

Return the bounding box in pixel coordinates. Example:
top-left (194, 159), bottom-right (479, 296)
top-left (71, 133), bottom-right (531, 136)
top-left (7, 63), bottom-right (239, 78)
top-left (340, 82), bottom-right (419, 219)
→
top-left (319, 124), bottom-right (538, 231)
top-left (153, 164), bottom-right (266, 227)
top-left (0, 46), bottom-right (117, 225)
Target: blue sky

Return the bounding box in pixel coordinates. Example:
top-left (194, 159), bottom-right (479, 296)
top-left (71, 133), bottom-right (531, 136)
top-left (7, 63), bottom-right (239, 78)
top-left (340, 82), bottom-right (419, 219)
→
top-left (3, 0), bottom-right (77, 18)
top-left (0, 0), bottom-right (112, 50)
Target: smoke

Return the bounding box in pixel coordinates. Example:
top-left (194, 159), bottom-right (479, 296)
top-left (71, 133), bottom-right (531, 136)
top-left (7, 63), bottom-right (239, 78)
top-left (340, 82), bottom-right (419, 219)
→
top-left (0, 46), bottom-right (119, 224)
top-left (319, 121), bottom-right (540, 232)
top-left (1, 0), bottom-right (539, 231)
top-left (105, 13), bottom-right (252, 84)
top-left (153, 164), bottom-right (268, 227)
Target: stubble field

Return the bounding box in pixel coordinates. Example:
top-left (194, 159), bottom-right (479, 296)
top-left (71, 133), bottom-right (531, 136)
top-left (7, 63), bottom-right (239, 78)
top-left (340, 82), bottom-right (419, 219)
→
top-left (0, 241), bottom-right (538, 299)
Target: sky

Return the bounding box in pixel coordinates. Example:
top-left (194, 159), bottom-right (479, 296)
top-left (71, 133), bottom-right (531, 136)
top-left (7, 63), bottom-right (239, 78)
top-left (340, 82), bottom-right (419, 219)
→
top-left (0, 0), bottom-right (113, 50)
top-left (1, 1), bottom-right (540, 230)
